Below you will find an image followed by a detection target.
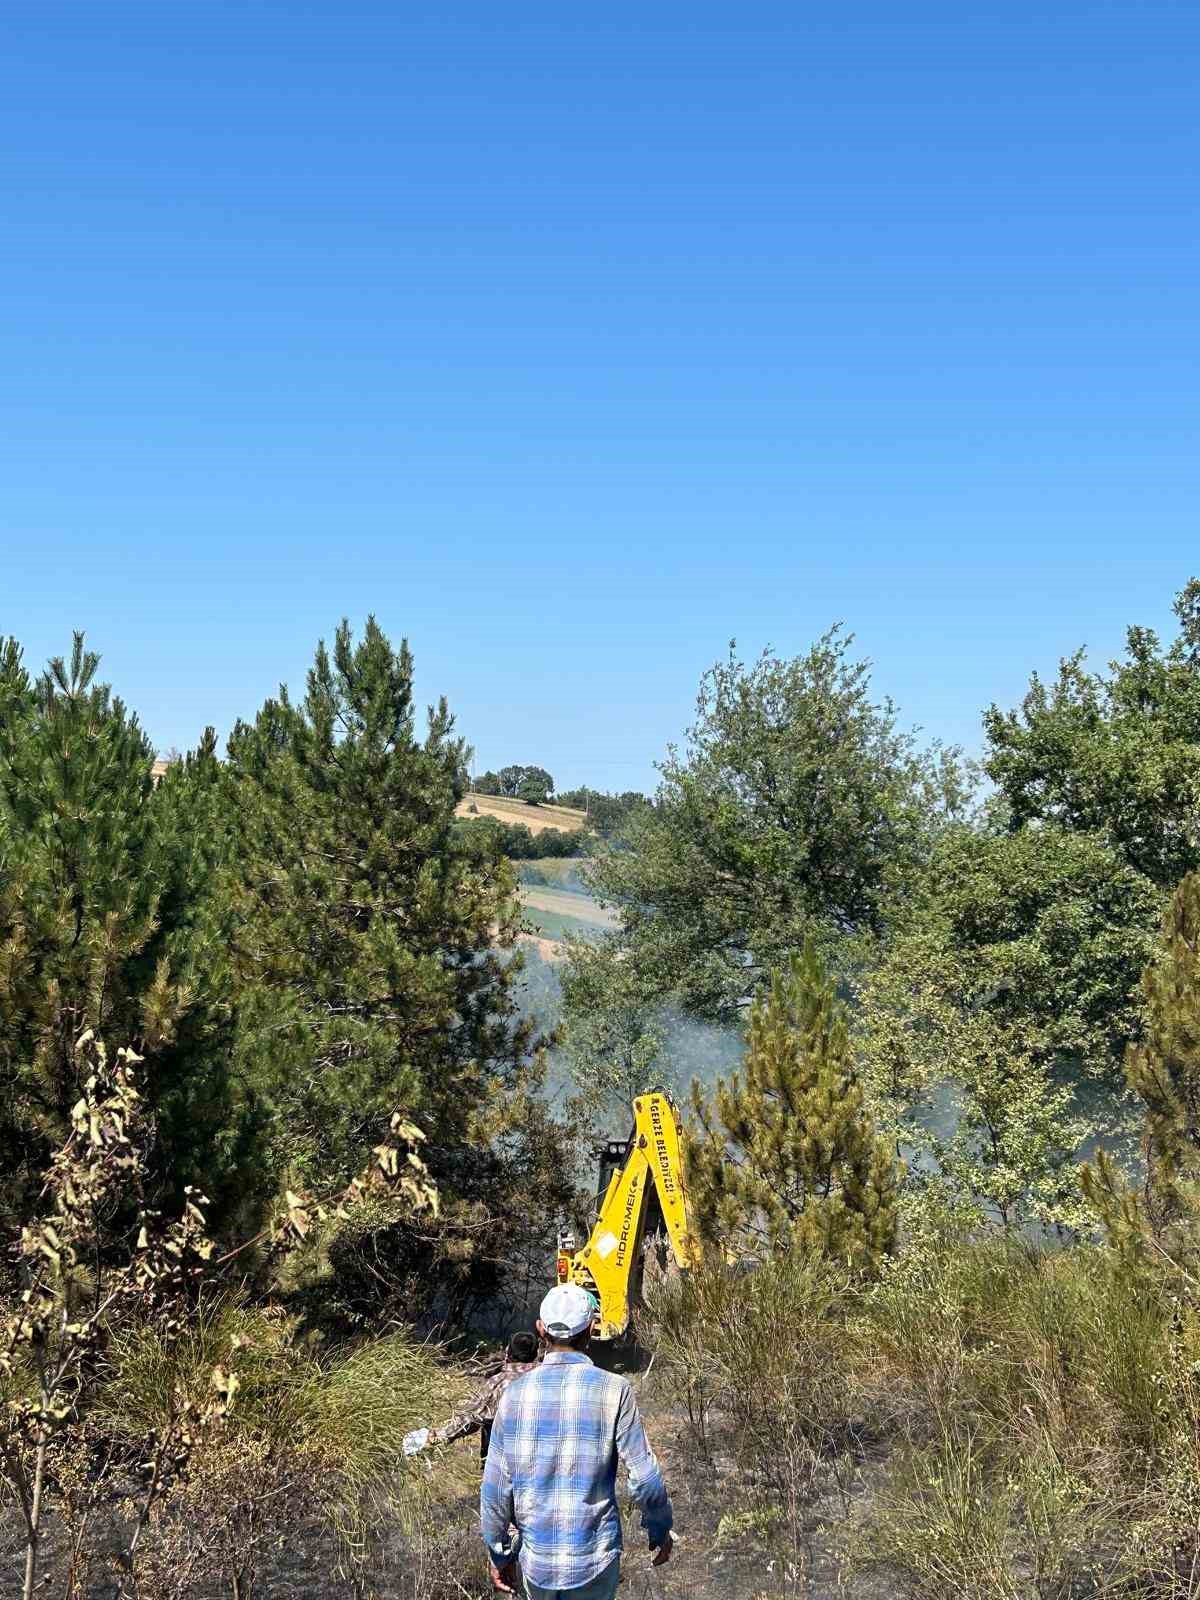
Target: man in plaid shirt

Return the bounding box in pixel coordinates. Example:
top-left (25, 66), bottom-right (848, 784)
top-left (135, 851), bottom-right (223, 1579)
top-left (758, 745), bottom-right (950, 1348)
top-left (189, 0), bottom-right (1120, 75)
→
top-left (481, 1284), bottom-right (674, 1600)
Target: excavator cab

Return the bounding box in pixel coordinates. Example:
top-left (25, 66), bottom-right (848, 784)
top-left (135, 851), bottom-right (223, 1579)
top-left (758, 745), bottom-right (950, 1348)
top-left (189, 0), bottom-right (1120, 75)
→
top-left (555, 1088), bottom-right (698, 1342)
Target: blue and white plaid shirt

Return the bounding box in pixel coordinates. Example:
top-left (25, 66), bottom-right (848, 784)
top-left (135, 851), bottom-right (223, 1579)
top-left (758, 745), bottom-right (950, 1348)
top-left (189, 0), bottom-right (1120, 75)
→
top-left (480, 1349), bottom-right (673, 1591)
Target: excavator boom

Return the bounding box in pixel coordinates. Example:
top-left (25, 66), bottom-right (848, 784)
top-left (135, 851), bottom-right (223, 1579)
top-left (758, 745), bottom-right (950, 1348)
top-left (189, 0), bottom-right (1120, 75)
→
top-left (632, 1090), bottom-right (697, 1272)
top-left (557, 1089), bottom-right (698, 1340)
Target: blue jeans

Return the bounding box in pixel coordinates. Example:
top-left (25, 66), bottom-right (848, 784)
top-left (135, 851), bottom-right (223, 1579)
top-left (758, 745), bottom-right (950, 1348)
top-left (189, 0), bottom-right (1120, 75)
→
top-left (523, 1556), bottom-right (621, 1600)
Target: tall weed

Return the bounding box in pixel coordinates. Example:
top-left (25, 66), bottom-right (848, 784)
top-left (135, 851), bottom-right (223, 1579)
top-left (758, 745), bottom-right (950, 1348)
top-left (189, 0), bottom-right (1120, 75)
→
top-left (645, 1220), bottom-right (1200, 1597)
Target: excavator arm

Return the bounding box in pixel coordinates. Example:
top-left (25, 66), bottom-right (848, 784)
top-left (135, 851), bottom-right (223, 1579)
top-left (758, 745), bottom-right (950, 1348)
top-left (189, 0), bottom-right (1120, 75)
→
top-left (557, 1089), bottom-right (698, 1340)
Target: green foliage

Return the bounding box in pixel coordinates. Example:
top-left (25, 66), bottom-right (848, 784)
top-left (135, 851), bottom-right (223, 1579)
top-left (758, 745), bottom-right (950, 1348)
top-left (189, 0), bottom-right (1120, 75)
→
top-left (558, 935), bottom-right (672, 1124)
top-left (647, 1212), bottom-right (1200, 1597)
top-left (853, 1229), bottom-right (1200, 1596)
top-left (890, 824), bottom-right (1158, 1079)
top-left (223, 618), bottom-right (574, 1316)
top-left (0, 635), bottom-right (245, 1220)
top-left (985, 577), bottom-right (1200, 890)
top-left (686, 942), bottom-right (899, 1270)
top-left (0, 1037), bottom-right (468, 1600)
top-left (1126, 870), bottom-right (1200, 1230)
top-left (856, 823), bottom-right (1156, 1229)
top-left (456, 815), bottom-right (584, 859)
top-left (525, 824), bottom-right (583, 857)
top-left (569, 632), bottom-right (965, 1036)
top-left (555, 787), bottom-right (649, 838)
top-left (1082, 871), bottom-right (1200, 1273)
top-left (225, 618), bottom-right (530, 1187)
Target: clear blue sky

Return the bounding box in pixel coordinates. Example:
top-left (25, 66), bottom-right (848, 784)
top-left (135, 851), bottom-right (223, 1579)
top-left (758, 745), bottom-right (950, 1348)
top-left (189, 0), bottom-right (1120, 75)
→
top-left (3, 4), bottom-right (1197, 790)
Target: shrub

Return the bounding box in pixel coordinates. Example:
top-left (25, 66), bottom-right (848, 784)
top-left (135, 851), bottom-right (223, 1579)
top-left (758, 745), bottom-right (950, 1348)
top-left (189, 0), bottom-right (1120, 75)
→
top-left (645, 1204), bottom-right (1200, 1598)
top-left (645, 1249), bottom-right (874, 1575)
top-left (853, 1230), bottom-right (1200, 1597)
top-left (95, 1301), bottom-right (473, 1594)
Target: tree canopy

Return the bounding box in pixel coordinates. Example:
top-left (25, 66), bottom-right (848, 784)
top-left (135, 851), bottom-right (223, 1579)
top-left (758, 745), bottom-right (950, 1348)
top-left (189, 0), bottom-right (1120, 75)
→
top-left (985, 578), bottom-right (1200, 891)
top-left (567, 631), bottom-right (966, 1036)
top-left (0, 635), bottom-right (247, 1222)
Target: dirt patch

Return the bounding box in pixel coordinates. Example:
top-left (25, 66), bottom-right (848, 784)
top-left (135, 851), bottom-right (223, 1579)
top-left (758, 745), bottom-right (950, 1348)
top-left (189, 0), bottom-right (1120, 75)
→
top-left (518, 932), bottom-right (565, 963)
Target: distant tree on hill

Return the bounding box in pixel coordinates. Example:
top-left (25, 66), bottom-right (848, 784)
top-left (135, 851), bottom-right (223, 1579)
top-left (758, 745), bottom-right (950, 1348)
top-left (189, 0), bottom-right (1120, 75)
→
top-left (474, 770), bottom-right (502, 795)
top-left (535, 826), bottom-right (580, 857)
top-left (498, 822), bottom-right (536, 859)
top-left (494, 764), bottom-right (555, 804)
top-left (517, 767), bottom-right (553, 806)
top-left (556, 788), bottom-right (649, 838)
top-left (454, 817), bottom-right (583, 860)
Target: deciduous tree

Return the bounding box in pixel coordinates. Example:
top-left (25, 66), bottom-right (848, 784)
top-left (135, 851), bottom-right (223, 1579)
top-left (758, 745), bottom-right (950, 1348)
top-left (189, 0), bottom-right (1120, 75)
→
top-left (985, 577), bottom-right (1200, 891)
top-left (572, 633), bottom-right (966, 1033)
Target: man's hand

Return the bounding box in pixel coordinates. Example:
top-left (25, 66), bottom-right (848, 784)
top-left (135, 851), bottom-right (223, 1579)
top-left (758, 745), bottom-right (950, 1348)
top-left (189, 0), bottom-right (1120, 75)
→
top-left (650, 1532), bottom-right (674, 1567)
top-left (489, 1559), bottom-right (518, 1592)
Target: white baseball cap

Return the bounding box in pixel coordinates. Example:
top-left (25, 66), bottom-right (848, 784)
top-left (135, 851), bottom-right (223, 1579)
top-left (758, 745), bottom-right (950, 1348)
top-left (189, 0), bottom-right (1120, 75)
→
top-left (539, 1283), bottom-right (595, 1339)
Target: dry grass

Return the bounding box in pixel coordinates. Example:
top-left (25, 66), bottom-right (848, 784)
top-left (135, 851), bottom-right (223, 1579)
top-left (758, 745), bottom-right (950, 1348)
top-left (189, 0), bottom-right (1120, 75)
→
top-left (644, 1226), bottom-right (1200, 1600)
top-left (80, 1298), bottom-right (476, 1597)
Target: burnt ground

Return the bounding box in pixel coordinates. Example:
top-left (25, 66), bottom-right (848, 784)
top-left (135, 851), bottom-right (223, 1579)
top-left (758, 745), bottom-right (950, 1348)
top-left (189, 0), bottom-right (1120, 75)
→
top-left (1, 1390), bottom-right (898, 1599)
top-left (624, 1404), bottom-right (894, 1600)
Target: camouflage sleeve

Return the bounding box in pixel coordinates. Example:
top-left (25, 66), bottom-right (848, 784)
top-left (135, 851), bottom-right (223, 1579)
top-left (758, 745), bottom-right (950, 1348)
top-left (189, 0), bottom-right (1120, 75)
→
top-left (431, 1372), bottom-right (503, 1445)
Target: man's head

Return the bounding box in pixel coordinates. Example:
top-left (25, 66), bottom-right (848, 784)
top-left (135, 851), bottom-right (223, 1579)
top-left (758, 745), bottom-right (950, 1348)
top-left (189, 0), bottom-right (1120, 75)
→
top-left (507, 1330), bottom-right (538, 1364)
top-left (537, 1283), bottom-right (595, 1349)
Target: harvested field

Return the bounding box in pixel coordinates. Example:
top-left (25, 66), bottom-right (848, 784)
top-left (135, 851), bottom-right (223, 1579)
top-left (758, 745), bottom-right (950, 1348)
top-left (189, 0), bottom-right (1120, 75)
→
top-left (455, 795), bottom-right (587, 834)
top-left (521, 886), bottom-right (617, 928)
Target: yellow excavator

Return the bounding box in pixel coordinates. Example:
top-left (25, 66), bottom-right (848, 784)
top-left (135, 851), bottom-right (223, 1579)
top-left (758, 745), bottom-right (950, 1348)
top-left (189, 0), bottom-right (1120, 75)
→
top-left (555, 1088), bottom-right (699, 1341)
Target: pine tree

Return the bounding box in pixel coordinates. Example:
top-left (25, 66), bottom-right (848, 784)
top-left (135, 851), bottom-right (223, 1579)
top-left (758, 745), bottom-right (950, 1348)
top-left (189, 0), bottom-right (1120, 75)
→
top-left (1086, 872), bottom-right (1200, 1237)
top-left (148, 727), bottom-right (270, 1227)
top-left (0, 636), bottom-right (242, 1218)
top-left (685, 941), bottom-right (899, 1270)
top-left (1126, 872), bottom-right (1200, 1225)
top-left (225, 619), bottom-right (566, 1311)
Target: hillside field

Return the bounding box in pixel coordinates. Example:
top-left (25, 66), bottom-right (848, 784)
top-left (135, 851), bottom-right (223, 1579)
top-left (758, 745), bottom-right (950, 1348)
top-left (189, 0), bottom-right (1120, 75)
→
top-left (455, 793), bottom-right (587, 834)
